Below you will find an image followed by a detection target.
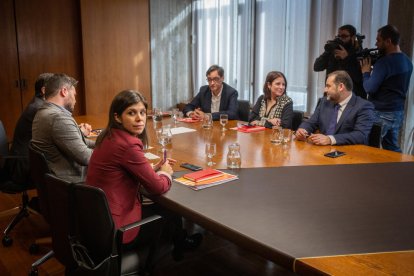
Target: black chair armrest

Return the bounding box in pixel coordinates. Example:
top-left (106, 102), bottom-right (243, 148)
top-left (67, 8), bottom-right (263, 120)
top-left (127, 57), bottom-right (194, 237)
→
top-left (119, 214), bottom-right (162, 233)
top-left (115, 214), bottom-right (163, 263)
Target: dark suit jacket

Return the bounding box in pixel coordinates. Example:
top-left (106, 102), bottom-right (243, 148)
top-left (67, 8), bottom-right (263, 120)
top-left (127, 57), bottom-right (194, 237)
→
top-left (5, 96), bottom-right (44, 184)
top-left (183, 82), bottom-right (238, 120)
top-left (299, 94), bottom-right (375, 145)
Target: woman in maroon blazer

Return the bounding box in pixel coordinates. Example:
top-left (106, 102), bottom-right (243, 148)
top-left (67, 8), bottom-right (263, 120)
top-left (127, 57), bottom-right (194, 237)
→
top-left (86, 90), bottom-right (174, 245)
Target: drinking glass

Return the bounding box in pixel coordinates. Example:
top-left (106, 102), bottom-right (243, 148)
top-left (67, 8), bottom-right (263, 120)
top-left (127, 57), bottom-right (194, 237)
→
top-left (270, 126), bottom-right (283, 144)
top-left (220, 114), bottom-right (228, 131)
top-left (156, 127), bottom-right (169, 151)
top-left (202, 113), bottom-right (213, 129)
top-left (283, 128), bottom-right (293, 143)
top-left (171, 108), bottom-right (180, 126)
top-left (205, 143), bottom-right (216, 166)
top-left (152, 107), bottom-right (163, 122)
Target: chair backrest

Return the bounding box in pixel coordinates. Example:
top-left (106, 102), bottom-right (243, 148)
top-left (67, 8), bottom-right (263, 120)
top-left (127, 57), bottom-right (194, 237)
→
top-left (72, 184), bottom-right (116, 265)
top-left (368, 122), bottom-right (383, 148)
top-left (0, 120), bottom-right (9, 159)
top-left (28, 143), bottom-right (51, 220)
top-left (237, 100), bottom-right (250, 122)
top-left (43, 173), bottom-right (78, 270)
top-left (292, 110), bottom-right (304, 131)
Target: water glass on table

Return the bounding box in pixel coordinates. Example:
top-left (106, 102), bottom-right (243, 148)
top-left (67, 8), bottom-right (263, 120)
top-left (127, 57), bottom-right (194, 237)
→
top-left (283, 128), bottom-right (293, 143)
top-left (220, 114), bottom-right (228, 131)
top-left (152, 107), bottom-right (163, 122)
top-left (202, 113), bottom-right (213, 129)
top-left (270, 126), bottom-right (283, 144)
top-left (171, 108), bottom-right (180, 126)
top-left (205, 143), bottom-right (216, 167)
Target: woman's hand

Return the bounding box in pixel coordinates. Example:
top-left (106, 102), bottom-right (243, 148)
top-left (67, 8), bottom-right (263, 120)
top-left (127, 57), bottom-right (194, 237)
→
top-left (160, 159), bottom-right (173, 175)
top-left (249, 120), bottom-right (259, 126)
top-left (267, 118), bottom-right (281, 126)
top-left (153, 157), bottom-right (176, 172)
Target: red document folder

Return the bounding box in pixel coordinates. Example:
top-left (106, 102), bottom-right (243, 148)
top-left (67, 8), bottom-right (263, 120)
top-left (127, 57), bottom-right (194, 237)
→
top-left (237, 125), bottom-right (266, 133)
top-left (183, 168), bottom-right (223, 182)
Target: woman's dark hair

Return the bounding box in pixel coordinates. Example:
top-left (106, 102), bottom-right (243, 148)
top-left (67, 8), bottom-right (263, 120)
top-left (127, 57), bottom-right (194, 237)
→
top-left (263, 71), bottom-right (287, 101)
top-left (96, 90), bottom-right (148, 147)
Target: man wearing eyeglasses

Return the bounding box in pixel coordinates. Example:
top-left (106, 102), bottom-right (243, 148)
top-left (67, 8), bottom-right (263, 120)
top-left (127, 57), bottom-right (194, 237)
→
top-left (32, 73), bottom-right (95, 182)
top-left (314, 24), bottom-right (366, 99)
top-left (183, 65), bottom-right (238, 120)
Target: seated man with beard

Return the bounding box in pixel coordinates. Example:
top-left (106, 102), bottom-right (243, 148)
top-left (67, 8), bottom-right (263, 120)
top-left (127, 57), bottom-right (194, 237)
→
top-left (32, 73), bottom-right (95, 182)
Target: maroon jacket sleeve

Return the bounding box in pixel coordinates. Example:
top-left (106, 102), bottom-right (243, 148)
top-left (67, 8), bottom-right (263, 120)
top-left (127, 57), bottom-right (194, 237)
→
top-left (121, 140), bottom-right (171, 195)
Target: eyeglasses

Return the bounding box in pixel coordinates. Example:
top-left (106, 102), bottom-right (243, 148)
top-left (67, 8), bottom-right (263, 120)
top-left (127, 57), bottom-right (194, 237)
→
top-left (336, 34), bottom-right (351, 39)
top-left (206, 77), bottom-right (221, 83)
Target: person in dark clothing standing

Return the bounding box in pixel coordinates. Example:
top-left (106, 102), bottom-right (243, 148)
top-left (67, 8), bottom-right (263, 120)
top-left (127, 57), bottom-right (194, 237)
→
top-left (314, 24), bottom-right (366, 99)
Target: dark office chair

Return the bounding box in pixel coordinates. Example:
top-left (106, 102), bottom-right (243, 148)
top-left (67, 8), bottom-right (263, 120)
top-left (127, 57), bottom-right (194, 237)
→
top-left (0, 120), bottom-right (37, 247)
top-left (292, 110), bottom-right (304, 131)
top-left (237, 100), bottom-right (250, 122)
top-left (368, 122), bottom-right (383, 148)
top-left (69, 184), bottom-right (162, 275)
top-left (38, 174), bottom-right (78, 274)
top-left (28, 143), bottom-right (55, 274)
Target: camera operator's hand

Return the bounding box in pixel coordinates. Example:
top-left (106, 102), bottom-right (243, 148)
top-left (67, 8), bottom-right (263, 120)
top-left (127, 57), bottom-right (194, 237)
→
top-left (360, 57), bottom-right (372, 73)
top-left (334, 45), bottom-right (348, 60)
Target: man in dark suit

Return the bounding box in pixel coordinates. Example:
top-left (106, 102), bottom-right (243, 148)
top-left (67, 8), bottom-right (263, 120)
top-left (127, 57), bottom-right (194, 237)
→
top-left (183, 65), bottom-right (238, 120)
top-left (5, 73), bottom-right (53, 184)
top-left (296, 70), bottom-right (374, 145)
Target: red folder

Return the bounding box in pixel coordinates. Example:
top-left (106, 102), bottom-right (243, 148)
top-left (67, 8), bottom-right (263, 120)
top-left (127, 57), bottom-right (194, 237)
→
top-left (178, 118), bottom-right (201, 123)
top-left (183, 168), bottom-right (223, 182)
top-left (237, 125), bottom-right (266, 133)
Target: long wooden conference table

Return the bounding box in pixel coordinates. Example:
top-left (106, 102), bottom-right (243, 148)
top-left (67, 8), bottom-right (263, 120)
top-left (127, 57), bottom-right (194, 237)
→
top-left (76, 114), bottom-right (414, 275)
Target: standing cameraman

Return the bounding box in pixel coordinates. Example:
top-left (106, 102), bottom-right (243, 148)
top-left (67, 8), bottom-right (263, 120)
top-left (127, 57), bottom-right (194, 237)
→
top-left (360, 24), bottom-right (413, 153)
top-left (314, 25), bottom-right (366, 99)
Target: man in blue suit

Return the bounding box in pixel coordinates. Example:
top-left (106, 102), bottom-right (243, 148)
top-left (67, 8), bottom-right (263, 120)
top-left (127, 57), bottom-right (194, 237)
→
top-left (183, 65), bottom-right (238, 120)
top-left (296, 70), bottom-right (374, 145)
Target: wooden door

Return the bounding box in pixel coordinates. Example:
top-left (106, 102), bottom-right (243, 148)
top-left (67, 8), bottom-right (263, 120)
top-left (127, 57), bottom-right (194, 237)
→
top-left (15, 0), bottom-right (85, 114)
top-left (0, 0), bottom-right (84, 139)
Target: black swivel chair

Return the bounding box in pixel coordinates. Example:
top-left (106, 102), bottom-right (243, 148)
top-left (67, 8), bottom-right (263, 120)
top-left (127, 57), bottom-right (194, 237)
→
top-left (237, 100), bottom-right (250, 122)
top-left (0, 120), bottom-right (38, 247)
top-left (28, 143), bottom-right (55, 274)
top-left (292, 110), bottom-right (304, 131)
top-left (368, 122), bottom-right (383, 148)
top-left (39, 174), bottom-right (78, 274)
top-left (69, 184), bottom-right (162, 275)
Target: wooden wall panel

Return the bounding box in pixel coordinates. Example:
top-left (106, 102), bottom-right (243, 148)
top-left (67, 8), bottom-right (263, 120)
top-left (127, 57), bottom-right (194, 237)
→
top-left (80, 0), bottom-right (152, 115)
top-left (0, 0), bottom-right (23, 138)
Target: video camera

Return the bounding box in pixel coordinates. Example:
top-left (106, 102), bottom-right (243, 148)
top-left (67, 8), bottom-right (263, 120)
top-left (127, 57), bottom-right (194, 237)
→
top-left (356, 48), bottom-right (381, 65)
top-left (324, 33), bottom-right (366, 53)
top-left (324, 38), bottom-right (344, 52)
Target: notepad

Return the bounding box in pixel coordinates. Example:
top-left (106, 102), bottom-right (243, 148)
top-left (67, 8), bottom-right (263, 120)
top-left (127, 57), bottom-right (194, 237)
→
top-left (174, 170), bottom-right (238, 190)
top-left (183, 168), bottom-right (223, 182)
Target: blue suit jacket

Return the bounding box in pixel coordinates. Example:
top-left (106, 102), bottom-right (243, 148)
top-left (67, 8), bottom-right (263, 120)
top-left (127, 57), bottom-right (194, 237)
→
top-left (299, 94), bottom-right (375, 145)
top-left (183, 82), bottom-right (239, 120)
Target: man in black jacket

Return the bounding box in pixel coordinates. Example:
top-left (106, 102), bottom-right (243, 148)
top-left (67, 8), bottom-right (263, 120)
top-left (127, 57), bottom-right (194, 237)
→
top-left (314, 24), bottom-right (366, 99)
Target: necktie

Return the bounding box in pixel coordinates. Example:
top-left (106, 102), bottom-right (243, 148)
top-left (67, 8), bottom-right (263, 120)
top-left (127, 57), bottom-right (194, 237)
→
top-left (326, 104), bottom-right (340, 135)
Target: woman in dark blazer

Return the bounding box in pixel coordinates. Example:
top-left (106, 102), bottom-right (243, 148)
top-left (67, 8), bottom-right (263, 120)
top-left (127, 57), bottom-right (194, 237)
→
top-left (249, 71), bottom-right (293, 129)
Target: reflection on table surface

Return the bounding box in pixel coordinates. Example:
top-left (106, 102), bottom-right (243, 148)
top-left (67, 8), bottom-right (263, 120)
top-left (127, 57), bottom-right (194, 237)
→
top-left (75, 114), bottom-right (414, 170)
